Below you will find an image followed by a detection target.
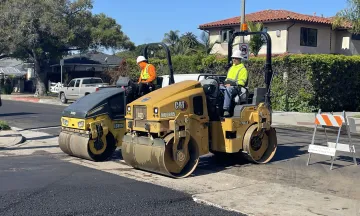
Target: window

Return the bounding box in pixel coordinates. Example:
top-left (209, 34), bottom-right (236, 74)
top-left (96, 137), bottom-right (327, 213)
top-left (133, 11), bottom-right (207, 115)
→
top-left (220, 29), bottom-right (234, 42)
top-left (352, 34), bottom-right (360, 40)
top-left (193, 96), bottom-right (203, 116)
top-left (300, 27), bottom-right (317, 47)
top-left (82, 78), bottom-right (103, 84)
top-left (108, 93), bottom-right (125, 118)
top-left (82, 79), bottom-right (90, 84)
top-left (75, 80), bottom-right (80, 87)
top-left (68, 80), bottom-right (75, 87)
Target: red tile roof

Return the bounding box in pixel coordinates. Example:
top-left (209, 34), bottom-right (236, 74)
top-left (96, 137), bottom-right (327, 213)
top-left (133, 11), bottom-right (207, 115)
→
top-left (199, 9), bottom-right (351, 29)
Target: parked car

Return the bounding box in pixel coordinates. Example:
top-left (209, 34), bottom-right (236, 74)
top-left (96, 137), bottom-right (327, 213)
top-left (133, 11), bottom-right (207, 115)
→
top-left (58, 77), bottom-right (109, 104)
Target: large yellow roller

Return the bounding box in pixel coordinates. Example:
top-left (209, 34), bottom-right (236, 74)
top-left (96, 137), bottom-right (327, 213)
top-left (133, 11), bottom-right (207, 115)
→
top-left (121, 30), bottom-right (278, 178)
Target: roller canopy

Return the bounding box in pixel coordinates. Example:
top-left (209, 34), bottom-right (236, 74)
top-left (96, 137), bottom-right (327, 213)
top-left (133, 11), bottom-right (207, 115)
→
top-left (62, 88), bottom-right (126, 119)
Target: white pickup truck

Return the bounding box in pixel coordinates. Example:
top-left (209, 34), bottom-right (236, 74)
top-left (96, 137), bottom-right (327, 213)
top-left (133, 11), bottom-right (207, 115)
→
top-left (59, 77), bottom-right (109, 104)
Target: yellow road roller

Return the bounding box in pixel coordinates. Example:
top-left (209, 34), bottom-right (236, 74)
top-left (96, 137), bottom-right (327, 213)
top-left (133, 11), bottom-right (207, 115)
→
top-left (121, 30), bottom-right (277, 178)
top-left (58, 42), bottom-right (176, 161)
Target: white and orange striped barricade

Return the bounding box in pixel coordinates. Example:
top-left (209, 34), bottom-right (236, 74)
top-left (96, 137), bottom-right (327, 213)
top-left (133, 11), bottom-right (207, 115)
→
top-left (306, 109), bottom-right (357, 170)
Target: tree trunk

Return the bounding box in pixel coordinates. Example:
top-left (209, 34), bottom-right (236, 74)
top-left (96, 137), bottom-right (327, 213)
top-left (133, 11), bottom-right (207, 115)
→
top-left (31, 49), bottom-right (47, 97)
top-left (34, 58), bottom-right (47, 97)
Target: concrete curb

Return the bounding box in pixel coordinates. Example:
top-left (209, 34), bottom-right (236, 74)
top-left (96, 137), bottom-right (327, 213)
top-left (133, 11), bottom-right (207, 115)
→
top-left (0, 129), bottom-right (25, 149)
top-left (192, 196), bottom-right (246, 215)
top-left (2, 96), bottom-right (67, 106)
top-left (274, 124), bottom-right (360, 139)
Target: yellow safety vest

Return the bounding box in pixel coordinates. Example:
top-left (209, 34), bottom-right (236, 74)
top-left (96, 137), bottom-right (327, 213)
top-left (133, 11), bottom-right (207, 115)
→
top-left (226, 63), bottom-right (248, 86)
top-left (140, 64), bottom-right (157, 84)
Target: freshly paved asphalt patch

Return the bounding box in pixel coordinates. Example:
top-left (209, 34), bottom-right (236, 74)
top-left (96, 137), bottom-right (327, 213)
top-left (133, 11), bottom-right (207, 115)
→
top-left (0, 154), bottom-right (242, 216)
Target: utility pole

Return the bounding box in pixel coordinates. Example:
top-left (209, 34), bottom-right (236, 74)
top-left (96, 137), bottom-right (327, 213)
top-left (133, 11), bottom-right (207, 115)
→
top-left (240, 0), bottom-right (245, 43)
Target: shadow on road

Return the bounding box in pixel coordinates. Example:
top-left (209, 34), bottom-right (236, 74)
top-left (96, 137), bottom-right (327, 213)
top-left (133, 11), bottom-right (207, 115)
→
top-left (310, 155), bottom-right (359, 170)
top-left (271, 143), bottom-right (308, 162)
top-left (18, 126), bottom-right (61, 131)
top-left (191, 143), bottom-right (308, 177)
top-left (0, 112), bottom-right (37, 117)
top-left (0, 145), bottom-right (59, 151)
top-left (109, 143), bottom-right (310, 178)
top-left (25, 135), bottom-right (58, 141)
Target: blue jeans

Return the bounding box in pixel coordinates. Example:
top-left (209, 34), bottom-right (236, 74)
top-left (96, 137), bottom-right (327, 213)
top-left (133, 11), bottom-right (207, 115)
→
top-left (219, 85), bottom-right (238, 110)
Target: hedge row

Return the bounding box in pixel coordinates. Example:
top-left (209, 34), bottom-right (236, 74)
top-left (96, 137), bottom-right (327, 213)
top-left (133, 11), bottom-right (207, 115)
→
top-left (102, 53), bottom-right (360, 112)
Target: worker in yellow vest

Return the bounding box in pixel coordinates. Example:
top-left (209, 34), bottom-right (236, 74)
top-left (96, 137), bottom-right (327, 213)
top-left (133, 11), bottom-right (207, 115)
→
top-left (220, 50), bottom-right (248, 117)
top-left (136, 56), bottom-right (157, 95)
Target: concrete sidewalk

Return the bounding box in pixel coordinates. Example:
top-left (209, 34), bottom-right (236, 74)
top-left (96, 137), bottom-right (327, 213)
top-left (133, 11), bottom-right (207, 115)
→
top-left (1, 93), bottom-right (66, 106)
top-left (273, 111), bottom-right (360, 134)
top-left (0, 129), bottom-right (25, 148)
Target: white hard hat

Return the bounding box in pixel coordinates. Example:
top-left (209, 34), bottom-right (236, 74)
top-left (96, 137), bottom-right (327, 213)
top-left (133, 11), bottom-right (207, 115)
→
top-left (231, 50), bottom-right (243, 59)
top-left (136, 56), bottom-right (147, 64)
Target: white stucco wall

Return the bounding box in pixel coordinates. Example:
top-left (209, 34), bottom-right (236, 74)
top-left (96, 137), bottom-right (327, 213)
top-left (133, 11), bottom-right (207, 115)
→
top-left (287, 23), bottom-right (332, 54)
top-left (208, 22), bottom-right (289, 56)
top-left (258, 22), bottom-right (289, 55)
top-left (207, 22), bottom-right (360, 56)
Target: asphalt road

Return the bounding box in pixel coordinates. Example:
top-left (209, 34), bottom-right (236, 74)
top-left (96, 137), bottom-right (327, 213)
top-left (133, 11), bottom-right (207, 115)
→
top-left (0, 100), bottom-right (64, 135)
top-left (1, 100), bottom-right (360, 209)
top-left (0, 155), bottom-right (240, 216)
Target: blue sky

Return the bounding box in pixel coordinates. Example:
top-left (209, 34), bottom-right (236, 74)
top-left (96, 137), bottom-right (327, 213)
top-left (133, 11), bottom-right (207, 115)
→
top-left (92, 0), bottom-right (348, 47)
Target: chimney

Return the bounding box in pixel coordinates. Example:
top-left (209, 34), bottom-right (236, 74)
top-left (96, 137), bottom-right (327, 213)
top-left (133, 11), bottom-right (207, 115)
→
top-left (313, 12), bottom-right (316, 16)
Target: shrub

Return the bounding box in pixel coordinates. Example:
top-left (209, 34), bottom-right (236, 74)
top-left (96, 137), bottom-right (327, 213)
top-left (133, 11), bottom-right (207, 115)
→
top-left (0, 120), bottom-right (11, 130)
top-left (104, 53), bottom-right (360, 112)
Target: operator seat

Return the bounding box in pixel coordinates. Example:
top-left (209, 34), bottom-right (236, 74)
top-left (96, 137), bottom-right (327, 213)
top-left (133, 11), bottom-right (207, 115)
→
top-left (154, 77), bottom-right (163, 90)
top-left (200, 78), bottom-right (221, 120)
top-left (234, 87), bottom-right (249, 105)
top-left (233, 75), bottom-right (250, 105)
top-left (200, 78), bottom-right (219, 99)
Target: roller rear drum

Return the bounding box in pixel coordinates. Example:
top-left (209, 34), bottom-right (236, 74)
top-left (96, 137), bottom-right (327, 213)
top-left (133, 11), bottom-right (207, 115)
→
top-left (242, 125), bottom-right (277, 164)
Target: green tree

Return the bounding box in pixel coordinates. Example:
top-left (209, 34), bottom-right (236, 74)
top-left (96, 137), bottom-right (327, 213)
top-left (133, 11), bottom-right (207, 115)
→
top-left (0, 0), bottom-right (134, 96)
top-left (332, 0), bottom-right (360, 34)
top-left (246, 21), bottom-right (266, 56)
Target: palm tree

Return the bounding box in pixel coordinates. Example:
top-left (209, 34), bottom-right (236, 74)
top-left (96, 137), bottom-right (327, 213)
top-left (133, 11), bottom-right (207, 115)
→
top-left (199, 31), bottom-right (220, 55)
top-left (247, 21), bottom-right (266, 56)
top-left (180, 32), bottom-right (199, 48)
top-left (162, 30), bottom-right (180, 49)
top-left (332, 0), bottom-right (359, 34)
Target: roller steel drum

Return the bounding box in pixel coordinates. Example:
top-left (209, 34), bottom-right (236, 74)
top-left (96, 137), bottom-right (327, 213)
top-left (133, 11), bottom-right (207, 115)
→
top-left (59, 131), bottom-right (115, 161)
top-left (121, 133), bottom-right (199, 178)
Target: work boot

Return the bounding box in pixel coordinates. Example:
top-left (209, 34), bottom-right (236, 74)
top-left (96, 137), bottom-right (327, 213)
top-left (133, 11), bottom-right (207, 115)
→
top-left (223, 111), bottom-right (230, 117)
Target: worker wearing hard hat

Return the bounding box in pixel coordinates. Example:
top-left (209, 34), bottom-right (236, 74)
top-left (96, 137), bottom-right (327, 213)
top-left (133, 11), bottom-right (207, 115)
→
top-left (220, 49), bottom-right (248, 117)
top-left (136, 55), bottom-right (157, 95)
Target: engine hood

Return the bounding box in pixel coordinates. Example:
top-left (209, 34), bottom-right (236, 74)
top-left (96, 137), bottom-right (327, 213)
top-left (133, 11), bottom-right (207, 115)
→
top-left (132, 80), bottom-right (200, 106)
top-left (62, 88), bottom-right (126, 119)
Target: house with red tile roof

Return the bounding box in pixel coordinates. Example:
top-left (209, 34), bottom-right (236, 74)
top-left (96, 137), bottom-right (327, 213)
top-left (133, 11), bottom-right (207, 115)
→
top-left (198, 9), bottom-right (359, 56)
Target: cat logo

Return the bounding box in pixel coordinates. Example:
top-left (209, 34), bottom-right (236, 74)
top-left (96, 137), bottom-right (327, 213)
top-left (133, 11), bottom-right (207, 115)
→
top-left (114, 123), bottom-right (124, 129)
top-left (174, 101), bottom-right (187, 111)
